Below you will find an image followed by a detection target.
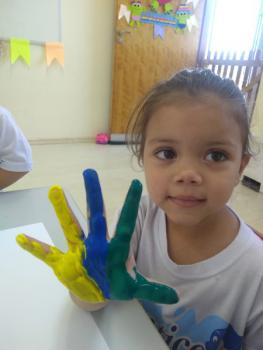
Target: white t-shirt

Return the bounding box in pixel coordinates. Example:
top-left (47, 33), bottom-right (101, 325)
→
top-left (0, 106), bottom-right (32, 172)
top-left (126, 195), bottom-right (263, 349)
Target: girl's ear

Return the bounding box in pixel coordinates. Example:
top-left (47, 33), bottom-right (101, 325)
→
top-left (239, 154), bottom-right (250, 175)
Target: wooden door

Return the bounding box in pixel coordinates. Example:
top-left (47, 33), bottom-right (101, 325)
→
top-left (110, 0), bottom-right (206, 137)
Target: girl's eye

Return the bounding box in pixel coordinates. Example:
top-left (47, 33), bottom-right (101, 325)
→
top-left (155, 149), bottom-right (176, 160)
top-left (206, 151), bottom-right (227, 162)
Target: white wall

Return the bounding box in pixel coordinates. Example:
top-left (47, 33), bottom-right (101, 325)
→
top-left (0, 0), bottom-right (115, 141)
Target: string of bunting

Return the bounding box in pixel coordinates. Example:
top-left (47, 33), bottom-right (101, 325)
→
top-left (0, 37), bottom-right (64, 67)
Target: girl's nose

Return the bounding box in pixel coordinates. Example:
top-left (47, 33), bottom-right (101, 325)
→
top-left (173, 168), bottom-right (202, 185)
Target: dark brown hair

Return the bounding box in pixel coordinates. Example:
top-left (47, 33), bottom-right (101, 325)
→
top-left (126, 68), bottom-right (252, 165)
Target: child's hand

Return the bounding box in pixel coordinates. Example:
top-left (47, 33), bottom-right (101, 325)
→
top-left (16, 169), bottom-right (178, 305)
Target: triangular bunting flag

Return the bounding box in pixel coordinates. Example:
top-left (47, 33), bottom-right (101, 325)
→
top-left (154, 24), bottom-right (165, 39)
top-left (10, 38), bottom-right (31, 65)
top-left (118, 4), bottom-right (131, 23)
top-left (45, 42), bottom-right (64, 66)
top-left (187, 15), bottom-right (198, 31)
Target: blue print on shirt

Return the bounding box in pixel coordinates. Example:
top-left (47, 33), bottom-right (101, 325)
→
top-left (141, 301), bottom-right (242, 349)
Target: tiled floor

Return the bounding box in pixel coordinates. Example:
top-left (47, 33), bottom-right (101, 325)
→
top-left (7, 142), bottom-right (263, 232)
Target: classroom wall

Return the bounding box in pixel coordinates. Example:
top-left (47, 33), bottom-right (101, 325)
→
top-left (0, 0), bottom-right (115, 142)
top-left (251, 77), bottom-right (263, 140)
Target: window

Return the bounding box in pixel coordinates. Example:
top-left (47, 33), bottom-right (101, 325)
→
top-left (206, 0), bottom-right (262, 59)
top-left (198, 0), bottom-right (263, 117)
top-left (199, 0), bottom-right (263, 59)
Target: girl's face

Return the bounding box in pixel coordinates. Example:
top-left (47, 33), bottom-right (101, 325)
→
top-left (142, 97), bottom-right (250, 228)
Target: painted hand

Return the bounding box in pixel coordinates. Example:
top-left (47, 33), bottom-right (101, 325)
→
top-left (16, 169), bottom-right (179, 305)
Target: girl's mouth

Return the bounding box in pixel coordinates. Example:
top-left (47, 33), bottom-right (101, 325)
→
top-left (168, 196), bottom-right (206, 208)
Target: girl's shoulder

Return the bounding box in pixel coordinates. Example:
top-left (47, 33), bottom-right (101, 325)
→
top-left (238, 219), bottom-right (263, 271)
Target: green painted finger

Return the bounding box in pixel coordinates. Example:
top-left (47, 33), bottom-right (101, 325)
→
top-left (107, 180), bottom-right (142, 298)
top-left (114, 179), bottom-right (142, 240)
top-left (108, 180), bottom-right (142, 269)
top-left (134, 271), bottom-right (179, 304)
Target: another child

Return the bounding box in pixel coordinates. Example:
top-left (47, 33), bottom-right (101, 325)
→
top-left (124, 68), bottom-right (263, 348)
top-left (0, 106), bottom-right (32, 189)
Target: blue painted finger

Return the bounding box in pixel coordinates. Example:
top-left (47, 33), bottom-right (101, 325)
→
top-left (83, 214), bottom-right (110, 298)
top-left (82, 168), bottom-right (109, 298)
top-left (83, 169), bottom-right (104, 220)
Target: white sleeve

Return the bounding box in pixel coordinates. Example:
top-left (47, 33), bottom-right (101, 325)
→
top-left (243, 279), bottom-right (263, 349)
top-left (0, 107), bottom-right (32, 172)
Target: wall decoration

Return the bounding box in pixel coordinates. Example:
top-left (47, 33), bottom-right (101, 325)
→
top-left (151, 0), bottom-right (174, 14)
top-left (187, 13), bottom-right (198, 32)
top-left (118, 4), bottom-right (131, 24)
top-left (117, 1), bottom-right (198, 39)
top-left (186, 0), bottom-right (199, 31)
top-left (140, 11), bottom-right (178, 27)
top-left (174, 3), bottom-right (193, 32)
top-left (0, 37), bottom-right (65, 67)
top-left (45, 42), bottom-right (64, 66)
top-left (154, 24), bottom-right (165, 39)
top-left (10, 38), bottom-right (31, 65)
top-left (140, 11), bottom-right (177, 39)
top-left (128, 1), bottom-right (146, 27)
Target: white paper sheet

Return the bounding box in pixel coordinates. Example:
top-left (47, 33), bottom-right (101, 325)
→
top-left (0, 223), bottom-right (110, 350)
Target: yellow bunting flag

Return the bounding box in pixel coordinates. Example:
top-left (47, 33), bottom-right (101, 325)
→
top-left (10, 38), bottom-right (31, 65)
top-left (45, 42), bottom-right (64, 66)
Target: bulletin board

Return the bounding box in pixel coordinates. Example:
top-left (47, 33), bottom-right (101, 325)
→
top-left (0, 0), bottom-right (62, 44)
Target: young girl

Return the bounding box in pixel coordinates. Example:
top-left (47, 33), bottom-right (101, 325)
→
top-left (124, 68), bottom-right (263, 348)
top-left (17, 68), bottom-right (263, 348)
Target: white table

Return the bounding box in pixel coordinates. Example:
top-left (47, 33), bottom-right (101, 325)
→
top-left (0, 187), bottom-right (168, 350)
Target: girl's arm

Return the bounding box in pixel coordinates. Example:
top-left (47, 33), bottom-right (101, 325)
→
top-left (0, 168), bottom-right (28, 189)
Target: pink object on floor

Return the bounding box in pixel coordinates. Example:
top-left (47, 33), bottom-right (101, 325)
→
top-left (96, 133), bottom-right (109, 144)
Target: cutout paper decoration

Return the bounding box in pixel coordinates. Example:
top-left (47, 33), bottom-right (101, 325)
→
top-left (45, 42), bottom-right (64, 66)
top-left (174, 3), bottom-right (193, 33)
top-left (128, 1), bottom-right (146, 27)
top-left (118, 4), bottom-right (131, 23)
top-left (141, 11), bottom-right (178, 27)
top-left (154, 24), bottom-right (165, 39)
top-left (10, 38), bottom-right (31, 65)
top-left (187, 14), bottom-right (198, 32)
top-left (151, 0), bottom-right (174, 14)
top-left (186, 0), bottom-right (199, 31)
